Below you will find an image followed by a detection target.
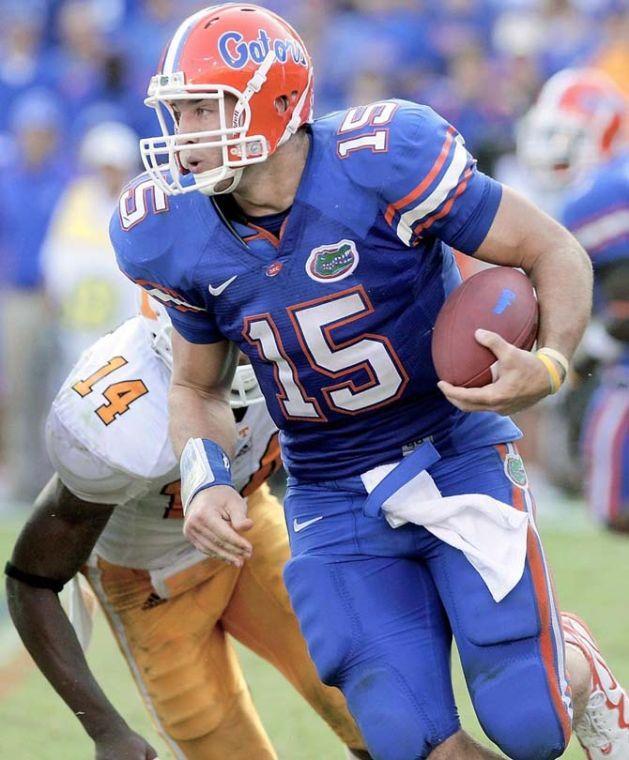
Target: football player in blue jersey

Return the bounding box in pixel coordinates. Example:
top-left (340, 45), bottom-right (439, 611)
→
top-left (110, 5), bottom-right (627, 759)
top-left (521, 67), bottom-right (628, 535)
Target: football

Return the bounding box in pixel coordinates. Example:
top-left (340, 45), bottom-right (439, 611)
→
top-left (432, 266), bottom-right (539, 387)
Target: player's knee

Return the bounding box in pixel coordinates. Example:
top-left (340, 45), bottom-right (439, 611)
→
top-left (283, 555), bottom-right (354, 684)
top-left (472, 661), bottom-right (570, 760)
top-left (343, 665), bottom-right (458, 760)
top-left (172, 689), bottom-right (276, 759)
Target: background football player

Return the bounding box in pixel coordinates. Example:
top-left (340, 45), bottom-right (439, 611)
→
top-left (519, 67), bottom-right (628, 531)
top-left (5, 295), bottom-right (368, 760)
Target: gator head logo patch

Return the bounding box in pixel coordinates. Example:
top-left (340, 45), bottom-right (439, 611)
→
top-left (504, 452), bottom-right (529, 489)
top-left (306, 240), bottom-right (359, 283)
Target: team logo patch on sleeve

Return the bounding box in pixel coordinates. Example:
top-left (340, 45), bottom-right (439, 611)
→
top-left (306, 240), bottom-right (359, 283)
top-left (504, 453), bottom-right (529, 489)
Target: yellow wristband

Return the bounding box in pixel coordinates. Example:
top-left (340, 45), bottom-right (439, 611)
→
top-left (536, 347), bottom-right (570, 378)
top-left (535, 352), bottom-right (563, 394)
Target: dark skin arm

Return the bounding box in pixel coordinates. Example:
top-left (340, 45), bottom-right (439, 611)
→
top-left (6, 475), bottom-right (158, 760)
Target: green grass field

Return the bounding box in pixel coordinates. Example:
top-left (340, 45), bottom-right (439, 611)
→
top-left (1, 505), bottom-right (627, 759)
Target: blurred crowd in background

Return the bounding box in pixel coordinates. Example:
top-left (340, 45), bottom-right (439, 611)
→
top-left (0, 0), bottom-right (627, 502)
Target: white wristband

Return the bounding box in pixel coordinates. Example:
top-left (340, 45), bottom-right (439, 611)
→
top-left (180, 438), bottom-right (232, 516)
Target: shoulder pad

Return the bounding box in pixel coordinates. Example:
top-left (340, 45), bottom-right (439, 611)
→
top-left (113, 170), bottom-right (172, 235)
top-left (331, 99), bottom-right (441, 190)
top-left (51, 317), bottom-right (176, 481)
top-left (110, 172), bottom-right (212, 314)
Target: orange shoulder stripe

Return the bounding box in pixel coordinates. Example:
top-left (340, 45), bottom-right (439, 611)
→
top-left (384, 126), bottom-right (456, 226)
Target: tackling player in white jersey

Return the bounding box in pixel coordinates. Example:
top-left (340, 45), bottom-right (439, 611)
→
top-left (5, 295), bottom-right (368, 760)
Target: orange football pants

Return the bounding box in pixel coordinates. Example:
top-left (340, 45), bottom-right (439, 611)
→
top-left (85, 483), bottom-right (365, 759)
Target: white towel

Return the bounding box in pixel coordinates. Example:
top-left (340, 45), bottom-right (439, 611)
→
top-left (67, 574), bottom-right (97, 651)
top-left (361, 463), bottom-right (529, 602)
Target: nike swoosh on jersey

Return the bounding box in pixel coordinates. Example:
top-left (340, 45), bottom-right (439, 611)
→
top-left (292, 515), bottom-right (323, 533)
top-left (208, 275), bottom-right (238, 296)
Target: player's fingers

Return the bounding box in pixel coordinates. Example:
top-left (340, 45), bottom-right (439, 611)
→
top-left (474, 329), bottom-right (512, 359)
top-left (443, 397), bottom-right (496, 413)
top-left (185, 503), bottom-right (253, 554)
top-left (183, 514), bottom-right (251, 559)
top-left (206, 513), bottom-right (253, 554)
top-left (225, 499), bottom-right (254, 532)
top-left (187, 528), bottom-right (246, 566)
top-left (437, 380), bottom-right (500, 407)
top-left (438, 380), bottom-right (518, 414)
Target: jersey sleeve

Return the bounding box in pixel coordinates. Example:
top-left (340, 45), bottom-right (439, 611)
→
top-left (560, 181), bottom-right (629, 268)
top-left (45, 408), bottom-right (140, 505)
top-left (369, 102), bottom-right (502, 252)
top-left (109, 175), bottom-right (224, 344)
top-left (164, 304), bottom-right (223, 345)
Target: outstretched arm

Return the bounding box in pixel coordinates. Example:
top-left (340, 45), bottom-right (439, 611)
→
top-left (6, 476), bottom-right (158, 760)
top-left (169, 330), bottom-right (253, 565)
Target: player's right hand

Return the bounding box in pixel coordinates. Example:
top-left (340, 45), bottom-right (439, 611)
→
top-left (94, 728), bottom-right (159, 759)
top-left (183, 485), bottom-right (253, 566)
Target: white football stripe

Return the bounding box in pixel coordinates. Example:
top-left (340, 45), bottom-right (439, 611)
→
top-left (574, 208), bottom-right (629, 253)
top-left (145, 287), bottom-right (205, 312)
top-left (396, 135), bottom-right (469, 246)
top-left (163, 6), bottom-right (214, 75)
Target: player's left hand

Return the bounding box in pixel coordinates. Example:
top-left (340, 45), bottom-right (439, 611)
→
top-left (94, 727), bottom-right (159, 759)
top-left (437, 329), bottom-right (553, 415)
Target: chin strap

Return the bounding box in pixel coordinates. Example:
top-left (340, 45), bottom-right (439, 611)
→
top-left (279, 65), bottom-right (314, 148)
top-left (233, 49), bottom-right (277, 128)
top-left (194, 167), bottom-right (244, 196)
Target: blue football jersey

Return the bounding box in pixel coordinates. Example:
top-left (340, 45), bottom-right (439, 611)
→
top-left (112, 99), bottom-right (519, 480)
top-left (561, 150), bottom-right (629, 270)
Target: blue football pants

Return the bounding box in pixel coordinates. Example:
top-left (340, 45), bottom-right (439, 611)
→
top-left (282, 443), bottom-right (572, 760)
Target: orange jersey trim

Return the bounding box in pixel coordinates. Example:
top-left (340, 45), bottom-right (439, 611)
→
top-left (384, 126), bottom-right (456, 226)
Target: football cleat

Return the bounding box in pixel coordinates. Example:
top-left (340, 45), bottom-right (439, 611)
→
top-left (562, 612), bottom-right (629, 759)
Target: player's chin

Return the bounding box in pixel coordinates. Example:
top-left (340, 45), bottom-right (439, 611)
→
top-left (214, 177), bottom-right (234, 193)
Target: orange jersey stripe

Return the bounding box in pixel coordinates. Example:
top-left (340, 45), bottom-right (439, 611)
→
top-left (245, 223), bottom-right (280, 248)
top-left (384, 127), bottom-right (456, 226)
top-left (413, 167), bottom-right (473, 237)
top-left (507, 471), bottom-right (571, 745)
top-left (496, 444), bottom-right (571, 744)
top-left (524, 513), bottom-right (572, 745)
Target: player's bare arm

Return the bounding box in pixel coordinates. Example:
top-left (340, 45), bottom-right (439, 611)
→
top-left (5, 475), bottom-right (158, 760)
top-left (439, 185), bottom-right (593, 415)
top-left (170, 330), bottom-right (253, 564)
